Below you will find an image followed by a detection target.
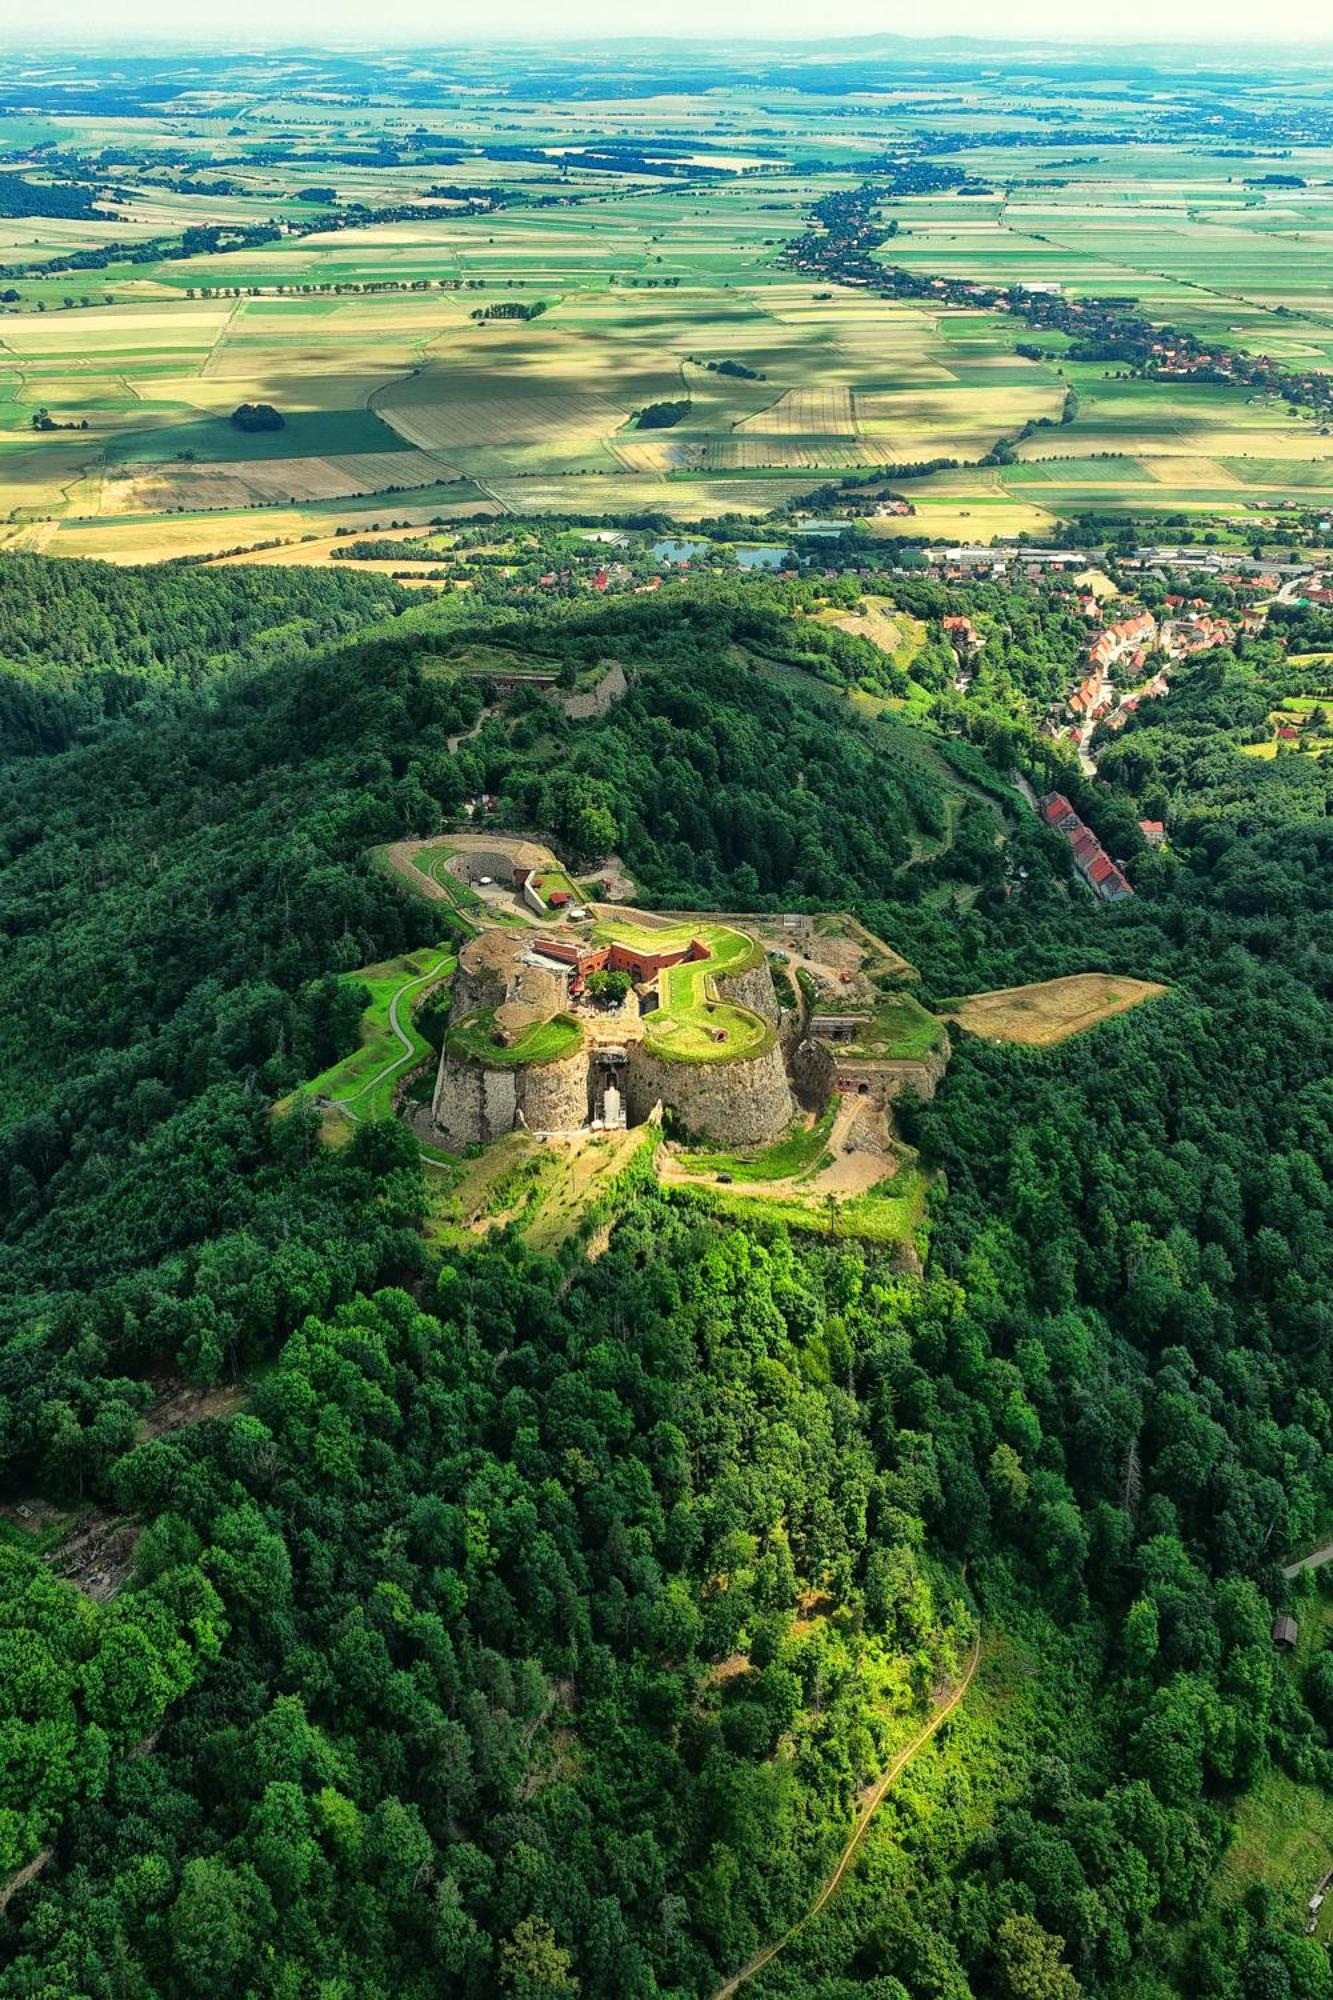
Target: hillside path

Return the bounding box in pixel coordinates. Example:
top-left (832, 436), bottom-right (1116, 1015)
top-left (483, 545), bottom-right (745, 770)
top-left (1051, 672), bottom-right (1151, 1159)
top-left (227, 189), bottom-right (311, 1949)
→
top-left (333, 956), bottom-right (452, 1121)
top-left (708, 1635), bottom-right (981, 2000)
top-left (1283, 1543), bottom-right (1333, 1579)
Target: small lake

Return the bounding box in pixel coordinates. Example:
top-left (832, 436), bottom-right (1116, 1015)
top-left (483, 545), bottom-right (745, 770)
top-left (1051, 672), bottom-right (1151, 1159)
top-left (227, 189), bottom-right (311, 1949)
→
top-left (653, 538), bottom-right (790, 569)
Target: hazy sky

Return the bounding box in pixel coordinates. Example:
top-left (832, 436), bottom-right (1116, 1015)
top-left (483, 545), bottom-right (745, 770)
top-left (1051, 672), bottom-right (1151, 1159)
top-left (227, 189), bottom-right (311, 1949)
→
top-left (15, 0), bottom-right (1333, 43)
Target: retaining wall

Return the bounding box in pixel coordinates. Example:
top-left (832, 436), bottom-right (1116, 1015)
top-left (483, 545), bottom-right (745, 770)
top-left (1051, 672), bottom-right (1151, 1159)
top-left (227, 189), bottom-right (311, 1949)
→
top-left (715, 961), bottom-right (782, 1027)
top-left (791, 1037), bottom-right (838, 1109)
top-left (830, 1042), bottom-right (949, 1109)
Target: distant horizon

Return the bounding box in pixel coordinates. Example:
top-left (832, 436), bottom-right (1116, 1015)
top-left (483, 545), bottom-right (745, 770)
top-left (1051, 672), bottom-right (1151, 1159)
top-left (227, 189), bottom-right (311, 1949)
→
top-left (6, 6), bottom-right (1333, 52)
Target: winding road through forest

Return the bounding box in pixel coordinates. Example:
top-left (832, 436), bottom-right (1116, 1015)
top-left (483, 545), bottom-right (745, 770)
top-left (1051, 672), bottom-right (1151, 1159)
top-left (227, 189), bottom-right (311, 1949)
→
top-left (709, 1633), bottom-right (982, 1999)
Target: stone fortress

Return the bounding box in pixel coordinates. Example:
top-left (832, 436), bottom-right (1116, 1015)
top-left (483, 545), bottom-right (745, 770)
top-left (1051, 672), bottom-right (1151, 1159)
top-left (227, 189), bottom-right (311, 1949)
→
top-left (431, 917), bottom-right (796, 1150)
top-left (425, 834), bottom-right (948, 1155)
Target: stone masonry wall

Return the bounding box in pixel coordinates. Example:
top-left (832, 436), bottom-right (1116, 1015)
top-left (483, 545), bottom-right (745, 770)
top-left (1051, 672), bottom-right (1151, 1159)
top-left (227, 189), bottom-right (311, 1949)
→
top-left (433, 1059), bottom-right (518, 1149)
top-left (518, 1046), bottom-right (592, 1134)
top-left (625, 1038), bottom-right (793, 1145)
top-left (715, 961), bottom-right (782, 1027)
top-left (432, 1046), bottom-right (591, 1147)
top-left (830, 1042), bottom-right (950, 1109)
top-left (791, 1037), bottom-right (837, 1109)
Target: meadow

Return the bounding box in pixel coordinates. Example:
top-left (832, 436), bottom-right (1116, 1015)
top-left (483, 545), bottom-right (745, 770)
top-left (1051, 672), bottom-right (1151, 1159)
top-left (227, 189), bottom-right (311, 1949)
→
top-left (273, 946), bottom-right (457, 1132)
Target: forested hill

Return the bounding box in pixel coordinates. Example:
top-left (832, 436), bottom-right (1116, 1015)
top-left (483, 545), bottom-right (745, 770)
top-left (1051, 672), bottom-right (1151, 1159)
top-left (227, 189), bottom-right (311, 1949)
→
top-left (0, 553), bottom-right (414, 753)
top-left (2, 559), bottom-right (1333, 1998)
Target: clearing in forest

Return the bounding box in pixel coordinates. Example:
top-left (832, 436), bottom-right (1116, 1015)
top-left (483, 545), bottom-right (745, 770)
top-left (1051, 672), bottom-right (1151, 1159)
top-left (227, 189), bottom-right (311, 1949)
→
top-left (942, 973), bottom-right (1167, 1046)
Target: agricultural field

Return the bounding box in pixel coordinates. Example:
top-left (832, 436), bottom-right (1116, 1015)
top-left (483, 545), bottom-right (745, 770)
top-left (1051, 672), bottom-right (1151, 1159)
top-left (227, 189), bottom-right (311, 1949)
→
top-left (4, 52), bottom-right (1333, 553)
top-left (879, 152), bottom-right (1333, 372)
top-left (1236, 664), bottom-right (1333, 759)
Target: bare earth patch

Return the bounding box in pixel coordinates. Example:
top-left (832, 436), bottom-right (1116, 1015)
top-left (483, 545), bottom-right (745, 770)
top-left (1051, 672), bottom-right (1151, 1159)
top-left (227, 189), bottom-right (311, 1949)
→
top-left (48, 1511), bottom-right (142, 1601)
top-left (140, 1372), bottom-right (247, 1440)
top-left (942, 972), bottom-right (1168, 1047)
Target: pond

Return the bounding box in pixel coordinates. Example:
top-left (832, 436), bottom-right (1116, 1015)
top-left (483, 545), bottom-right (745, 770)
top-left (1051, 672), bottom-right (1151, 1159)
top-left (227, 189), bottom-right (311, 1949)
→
top-left (652, 538), bottom-right (790, 569)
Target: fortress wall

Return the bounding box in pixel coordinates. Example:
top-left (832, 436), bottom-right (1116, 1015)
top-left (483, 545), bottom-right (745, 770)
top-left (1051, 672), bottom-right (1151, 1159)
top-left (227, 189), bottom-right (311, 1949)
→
top-left (452, 847), bottom-right (523, 887)
top-left (519, 1047), bottom-right (592, 1134)
top-left (484, 1068), bottom-right (520, 1138)
top-left (433, 1060), bottom-right (485, 1147)
top-left (715, 961), bottom-right (782, 1027)
top-left (432, 1046), bottom-right (591, 1147)
top-left (454, 964), bottom-right (505, 1017)
top-left (791, 1037), bottom-right (838, 1110)
top-left (831, 1043), bottom-right (949, 1109)
top-left (432, 1059), bottom-right (519, 1148)
top-left (625, 1039), bottom-right (793, 1146)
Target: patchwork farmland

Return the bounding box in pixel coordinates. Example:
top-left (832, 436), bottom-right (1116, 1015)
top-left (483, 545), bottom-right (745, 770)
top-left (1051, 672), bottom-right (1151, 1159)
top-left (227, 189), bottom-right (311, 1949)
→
top-left (3, 50), bottom-right (1333, 556)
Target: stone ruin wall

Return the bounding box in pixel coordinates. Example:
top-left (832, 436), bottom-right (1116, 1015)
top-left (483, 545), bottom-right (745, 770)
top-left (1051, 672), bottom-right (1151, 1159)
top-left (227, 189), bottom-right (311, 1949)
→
top-left (559, 660), bottom-right (629, 722)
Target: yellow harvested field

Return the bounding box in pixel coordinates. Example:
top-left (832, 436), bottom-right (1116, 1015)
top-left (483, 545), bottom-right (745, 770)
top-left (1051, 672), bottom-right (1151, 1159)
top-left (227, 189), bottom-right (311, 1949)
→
top-left (96, 448), bottom-right (454, 514)
top-left (375, 321), bottom-right (674, 456)
top-left (0, 303), bottom-right (232, 355)
top-left (942, 973), bottom-right (1169, 1046)
top-left (739, 385), bottom-right (857, 435)
top-left (26, 491), bottom-right (499, 564)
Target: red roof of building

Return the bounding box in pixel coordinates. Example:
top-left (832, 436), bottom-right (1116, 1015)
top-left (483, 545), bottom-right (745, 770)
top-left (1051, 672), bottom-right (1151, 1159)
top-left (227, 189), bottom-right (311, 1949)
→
top-left (1088, 852), bottom-right (1117, 885)
top-left (1041, 793), bottom-right (1076, 825)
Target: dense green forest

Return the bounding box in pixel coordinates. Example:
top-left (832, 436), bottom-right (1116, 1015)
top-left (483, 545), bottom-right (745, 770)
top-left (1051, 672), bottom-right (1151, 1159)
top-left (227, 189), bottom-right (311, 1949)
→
top-left (0, 554), bottom-right (413, 753)
top-left (3, 554), bottom-right (1333, 1998)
